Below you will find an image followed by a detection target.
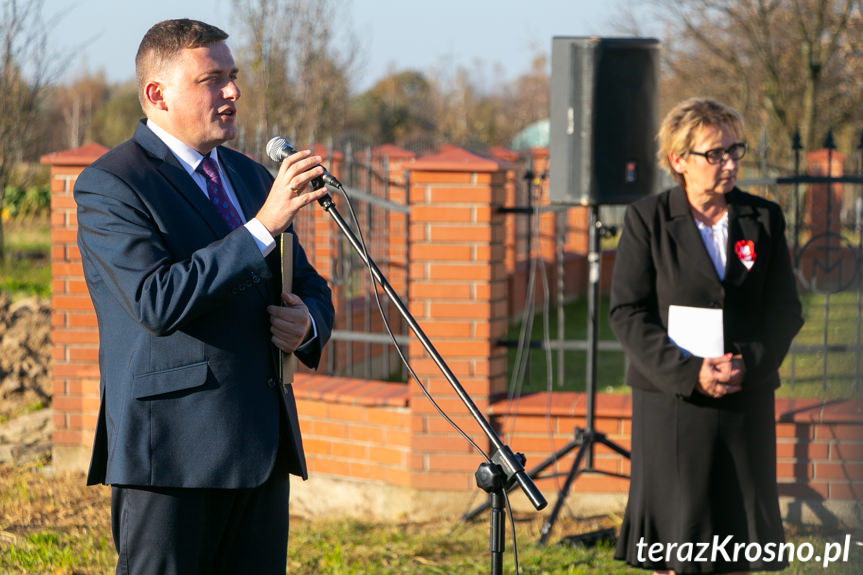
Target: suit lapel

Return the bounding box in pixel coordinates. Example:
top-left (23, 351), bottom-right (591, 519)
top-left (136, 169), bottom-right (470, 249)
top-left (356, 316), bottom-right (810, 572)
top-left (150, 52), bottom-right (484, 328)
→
top-left (133, 121), bottom-right (232, 238)
top-left (666, 186), bottom-right (721, 283)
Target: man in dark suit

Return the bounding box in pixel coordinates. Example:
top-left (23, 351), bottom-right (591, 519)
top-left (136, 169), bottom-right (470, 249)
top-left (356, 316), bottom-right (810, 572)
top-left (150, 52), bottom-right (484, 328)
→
top-left (74, 18), bottom-right (334, 574)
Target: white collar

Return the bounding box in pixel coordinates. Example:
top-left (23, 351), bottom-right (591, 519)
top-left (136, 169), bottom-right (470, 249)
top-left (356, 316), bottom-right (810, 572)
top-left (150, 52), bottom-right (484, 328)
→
top-left (146, 119), bottom-right (220, 175)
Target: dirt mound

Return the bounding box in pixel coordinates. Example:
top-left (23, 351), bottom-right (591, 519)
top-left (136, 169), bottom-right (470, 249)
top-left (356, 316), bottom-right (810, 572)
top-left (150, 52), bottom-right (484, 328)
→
top-left (0, 294), bottom-right (52, 464)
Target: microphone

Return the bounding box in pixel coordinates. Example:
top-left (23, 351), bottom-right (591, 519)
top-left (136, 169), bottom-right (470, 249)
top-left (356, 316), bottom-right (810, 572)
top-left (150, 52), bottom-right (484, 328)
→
top-left (266, 136), bottom-right (342, 190)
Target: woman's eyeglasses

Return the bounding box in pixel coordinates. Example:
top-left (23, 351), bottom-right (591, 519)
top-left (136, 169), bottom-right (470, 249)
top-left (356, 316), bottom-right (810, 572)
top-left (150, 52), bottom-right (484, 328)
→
top-left (689, 142), bottom-right (747, 165)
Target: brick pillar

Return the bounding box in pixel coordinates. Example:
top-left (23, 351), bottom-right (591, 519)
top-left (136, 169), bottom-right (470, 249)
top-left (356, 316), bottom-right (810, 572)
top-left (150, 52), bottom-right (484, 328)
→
top-left (41, 143), bottom-right (108, 472)
top-left (304, 145), bottom-right (344, 278)
top-left (805, 149), bottom-right (844, 240)
top-left (405, 146), bottom-right (508, 491)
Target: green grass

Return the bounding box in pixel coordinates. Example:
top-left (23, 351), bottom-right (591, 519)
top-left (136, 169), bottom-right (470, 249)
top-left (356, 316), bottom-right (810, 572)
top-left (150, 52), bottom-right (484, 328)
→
top-left (2, 504), bottom-right (860, 574)
top-left (0, 216), bottom-right (51, 300)
top-left (1, 462), bottom-right (859, 575)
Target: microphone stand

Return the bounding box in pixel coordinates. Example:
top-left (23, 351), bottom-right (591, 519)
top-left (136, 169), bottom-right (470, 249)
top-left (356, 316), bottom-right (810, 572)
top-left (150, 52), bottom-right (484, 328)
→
top-left (314, 190), bottom-right (547, 575)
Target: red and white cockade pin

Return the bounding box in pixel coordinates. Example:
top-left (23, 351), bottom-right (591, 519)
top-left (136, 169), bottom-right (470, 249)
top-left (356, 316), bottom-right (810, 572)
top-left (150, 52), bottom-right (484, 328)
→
top-left (735, 239), bottom-right (756, 270)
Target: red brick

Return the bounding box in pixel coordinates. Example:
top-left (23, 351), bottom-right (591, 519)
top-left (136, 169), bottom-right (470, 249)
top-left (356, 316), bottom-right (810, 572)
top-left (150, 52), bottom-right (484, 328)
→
top-left (814, 462), bottom-right (863, 481)
top-left (326, 403), bottom-right (367, 424)
top-left (51, 330), bottom-right (100, 344)
top-left (308, 420), bottom-right (349, 439)
top-left (52, 363), bottom-right (100, 378)
top-left (301, 437), bottom-right (332, 456)
top-left (427, 263), bottom-right (494, 282)
top-left (51, 312), bottom-right (66, 328)
top-left (427, 453), bottom-right (481, 473)
top-left (411, 470), bottom-right (473, 491)
top-left (331, 440), bottom-right (365, 460)
top-left (51, 194), bottom-right (78, 210)
top-left (52, 429), bottom-right (93, 446)
top-left (412, 434), bottom-right (475, 454)
top-left (384, 467), bottom-right (412, 487)
top-left (832, 442), bottom-right (863, 461)
top-left (815, 424), bottom-right (863, 441)
top-left (67, 313), bottom-right (98, 328)
top-left (51, 262), bottom-right (84, 277)
top-left (829, 481), bottom-right (863, 500)
top-left (409, 282), bottom-right (473, 300)
top-left (69, 412), bottom-right (99, 430)
top-left (66, 379), bottom-right (100, 395)
top-left (412, 205), bottom-right (474, 224)
top-left (776, 481), bottom-right (830, 499)
top-left (67, 279), bottom-right (90, 294)
top-left (310, 458), bottom-right (349, 476)
top-left (53, 412), bottom-right (68, 429)
top-left (426, 301), bottom-right (491, 320)
top-left (777, 461), bottom-right (813, 481)
top-left (775, 422), bottom-right (814, 440)
top-left (348, 461), bottom-right (385, 482)
top-left (68, 347), bottom-right (99, 363)
top-left (410, 172), bottom-right (474, 185)
top-left (51, 228), bottom-right (78, 243)
top-left (430, 225), bottom-right (492, 243)
top-left (52, 380), bottom-right (68, 395)
top-left (429, 187), bottom-right (494, 204)
top-left (372, 446), bottom-right (408, 467)
top-left (348, 425), bottom-right (385, 444)
top-left (775, 441), bottom-right (830, 460)
top-left (52, 295), bottom-right (94, 312)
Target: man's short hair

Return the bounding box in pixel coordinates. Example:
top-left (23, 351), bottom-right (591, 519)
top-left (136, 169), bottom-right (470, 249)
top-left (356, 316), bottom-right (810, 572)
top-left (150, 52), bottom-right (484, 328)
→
top-left (135, 19), bottom-right (229, 110)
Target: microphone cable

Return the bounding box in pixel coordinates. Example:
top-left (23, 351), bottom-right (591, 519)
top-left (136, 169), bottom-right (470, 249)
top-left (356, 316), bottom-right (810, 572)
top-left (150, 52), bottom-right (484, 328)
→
top-left (318, 152), bottom-right (529, 572)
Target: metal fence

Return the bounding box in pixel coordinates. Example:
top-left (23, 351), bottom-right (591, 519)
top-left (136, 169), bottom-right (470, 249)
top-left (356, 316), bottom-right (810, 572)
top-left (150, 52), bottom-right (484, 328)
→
top-left (298, 133), bottom-right (863, 398)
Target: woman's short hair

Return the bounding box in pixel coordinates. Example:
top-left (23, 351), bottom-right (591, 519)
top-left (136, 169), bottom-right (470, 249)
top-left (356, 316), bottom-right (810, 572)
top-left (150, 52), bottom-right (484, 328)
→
top-left (135, 19), bottom-right (229, 110)
top-left (657, 98), bottom-right (745, 186)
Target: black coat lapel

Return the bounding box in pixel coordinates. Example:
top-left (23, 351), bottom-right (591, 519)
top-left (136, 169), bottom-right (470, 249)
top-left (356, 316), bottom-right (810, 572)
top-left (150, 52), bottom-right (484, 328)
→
top-left (666, 186), bottom-right (720, 283)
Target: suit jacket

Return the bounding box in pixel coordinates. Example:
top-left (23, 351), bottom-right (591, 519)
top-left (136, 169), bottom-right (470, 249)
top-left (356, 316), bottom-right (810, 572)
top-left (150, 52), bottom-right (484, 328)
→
top-left (609, 186), bottom-right (803, 398)
top-left (75, 120), bottom-right (334, 488)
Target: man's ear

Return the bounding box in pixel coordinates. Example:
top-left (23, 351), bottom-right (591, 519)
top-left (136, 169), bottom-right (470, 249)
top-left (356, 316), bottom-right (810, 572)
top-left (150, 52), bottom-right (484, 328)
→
top-left (144, 81), bottom-right (167, 112)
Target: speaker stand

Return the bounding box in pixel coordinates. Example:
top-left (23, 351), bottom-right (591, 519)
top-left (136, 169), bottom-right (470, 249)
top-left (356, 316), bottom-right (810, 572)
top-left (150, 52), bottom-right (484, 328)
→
top-left (537, 205), bottom-right (631, 545)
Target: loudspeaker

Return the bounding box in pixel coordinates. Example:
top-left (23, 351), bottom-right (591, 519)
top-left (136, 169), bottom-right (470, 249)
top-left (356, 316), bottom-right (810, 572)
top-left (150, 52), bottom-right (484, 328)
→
top-left (549, 37), bottom-right (660, 205)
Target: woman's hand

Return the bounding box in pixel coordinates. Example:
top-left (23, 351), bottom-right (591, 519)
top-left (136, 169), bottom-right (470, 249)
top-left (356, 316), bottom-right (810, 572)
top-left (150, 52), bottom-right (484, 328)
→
top-left (695, 352), bottom-right (744, 398)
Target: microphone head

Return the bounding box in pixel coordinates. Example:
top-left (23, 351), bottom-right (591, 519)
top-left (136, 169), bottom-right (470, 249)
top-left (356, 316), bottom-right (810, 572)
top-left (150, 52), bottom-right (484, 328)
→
top-left (266, 136), bottom-right (297, 162)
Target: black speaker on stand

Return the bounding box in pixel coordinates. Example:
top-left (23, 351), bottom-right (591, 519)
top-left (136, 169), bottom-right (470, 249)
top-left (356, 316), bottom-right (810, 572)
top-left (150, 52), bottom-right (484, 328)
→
top-left (461, 37), bottom-right (659, 543)
top-left (549, 37), bottom-right (659, 206)
top-left (542, 37), bottom-right (658, 545)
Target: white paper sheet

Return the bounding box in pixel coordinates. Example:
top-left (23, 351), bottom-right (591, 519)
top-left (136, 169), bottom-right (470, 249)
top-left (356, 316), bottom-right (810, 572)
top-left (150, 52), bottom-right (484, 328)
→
top-left (667, 305), bottom-right (724, 358)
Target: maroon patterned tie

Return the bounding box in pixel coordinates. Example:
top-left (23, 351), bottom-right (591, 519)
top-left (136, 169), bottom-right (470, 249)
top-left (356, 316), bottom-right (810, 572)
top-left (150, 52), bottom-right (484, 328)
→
top-left (196, 155), bottom-right (244, 230)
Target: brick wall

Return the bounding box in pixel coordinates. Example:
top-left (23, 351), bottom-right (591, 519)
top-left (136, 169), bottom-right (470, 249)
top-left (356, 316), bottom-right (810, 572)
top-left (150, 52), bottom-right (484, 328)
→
top-left (41, 143), bottom-right (108, 471)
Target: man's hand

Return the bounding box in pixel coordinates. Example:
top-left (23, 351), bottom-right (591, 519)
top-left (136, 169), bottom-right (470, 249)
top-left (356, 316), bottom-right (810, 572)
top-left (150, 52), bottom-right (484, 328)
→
top-left (255, 149), bottom-right (329, 236)
top-left (268, 293), bottom-right (312, 353)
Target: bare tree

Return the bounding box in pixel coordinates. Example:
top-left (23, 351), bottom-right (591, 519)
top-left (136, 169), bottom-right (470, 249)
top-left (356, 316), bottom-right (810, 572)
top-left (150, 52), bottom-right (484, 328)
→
top-left (230, 0), bottom-right (356, 154)
top-left (640, 0), bottom-right (863, 155)
top-left (0, 0), bottom-right (56, 260)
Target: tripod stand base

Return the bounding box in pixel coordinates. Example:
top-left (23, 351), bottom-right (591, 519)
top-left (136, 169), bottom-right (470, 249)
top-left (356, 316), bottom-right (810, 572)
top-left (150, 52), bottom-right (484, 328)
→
top-left (537, 427), bottom-right (630, 546)
top-left (559, 527), bottom-right (616, 548)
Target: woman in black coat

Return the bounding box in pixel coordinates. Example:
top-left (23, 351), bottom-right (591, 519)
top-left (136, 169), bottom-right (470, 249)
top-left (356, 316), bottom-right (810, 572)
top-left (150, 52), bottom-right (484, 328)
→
top-left (610, 98), bottom-right (804, 574)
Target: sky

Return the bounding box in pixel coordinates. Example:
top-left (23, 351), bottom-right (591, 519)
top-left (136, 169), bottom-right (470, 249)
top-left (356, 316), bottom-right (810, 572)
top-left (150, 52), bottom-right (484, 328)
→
top-left (51, 0), bottom-right (646, 93)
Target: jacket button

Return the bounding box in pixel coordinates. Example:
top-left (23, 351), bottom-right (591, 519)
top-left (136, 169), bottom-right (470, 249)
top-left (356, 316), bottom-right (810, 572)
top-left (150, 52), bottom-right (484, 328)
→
top-left (267, 378), bottom-right (277, 388)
